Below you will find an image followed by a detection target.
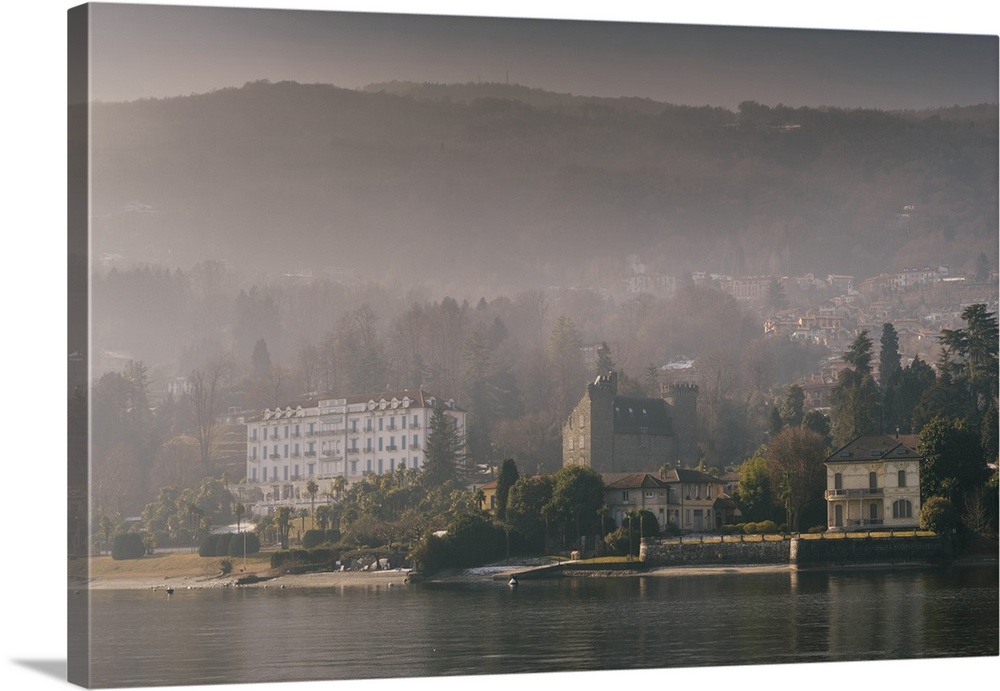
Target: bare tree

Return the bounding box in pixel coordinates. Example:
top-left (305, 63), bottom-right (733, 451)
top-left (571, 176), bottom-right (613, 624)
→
top-left (187, 356), bottom-right (233, 471)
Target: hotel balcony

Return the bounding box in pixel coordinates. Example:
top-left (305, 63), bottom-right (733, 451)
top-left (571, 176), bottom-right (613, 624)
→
top-left (825, 488), bottom-right (883, 499)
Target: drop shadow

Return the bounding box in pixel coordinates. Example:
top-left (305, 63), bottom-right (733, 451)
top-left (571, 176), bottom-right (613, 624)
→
top-left (11, 659), bottom-right (66, 681)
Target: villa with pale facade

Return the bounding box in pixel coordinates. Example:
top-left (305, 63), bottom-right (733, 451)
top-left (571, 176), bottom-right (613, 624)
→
top-left (824, 434), bottom-right (922, 530)
top-left (238, 389), bottom-right (466, 515)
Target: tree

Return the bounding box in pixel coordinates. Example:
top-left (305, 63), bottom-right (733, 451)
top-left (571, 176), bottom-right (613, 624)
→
top-left (778, 384), bottom-right (805, 429)
top-left (765, 427), bottom-right (827, 532)
top-left (545, 465), bottom-right (606, 549)
top-left (305, 480), bottom-right (319, 515)
top-left (251, 338), bottom-right (272, 380)
top-left (920, 496), bottom-right (959, 534)
top-left (878, 322), bottom-right (901, 386)
top-left (801, 410), bottom-right (832, 448)
top-left (940, 304), bottom-right (998, 416)
top-left (274, 506), bottom-right (293, 549)
top-left (831, 331), bottom-right (881, 444)
top-left (421, 404), bottom-right (466, 488)
top-left (506, 475), bottom-right (554, 551)
top-left (734, 453), bottom-right (779, 523)
top-left (547, 315), bottom-right (586, 417)
top-left (596, 342), bottom-right (616, 377)
top-left (918, 416), bottom-right (989, 512)
top-left (843, 330), bottom-right (873, 375)
top-left (187, 356), bottom-right (232, 471)
top-left (766, 278), bottom-right (788, 311)
top-left (494, 458), bottom-right (520, 523)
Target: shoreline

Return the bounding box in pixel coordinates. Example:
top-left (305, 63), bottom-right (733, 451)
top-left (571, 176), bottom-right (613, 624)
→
top-left (71, 555), bottom-right (996, 592)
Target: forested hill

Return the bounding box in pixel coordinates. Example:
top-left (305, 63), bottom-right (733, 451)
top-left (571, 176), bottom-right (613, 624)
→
top-left (90, 80), bottom-right (997, 290)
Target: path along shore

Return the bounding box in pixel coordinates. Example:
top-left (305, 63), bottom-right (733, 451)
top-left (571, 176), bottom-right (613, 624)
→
top-left (72, 562), bottom-right (796, 592)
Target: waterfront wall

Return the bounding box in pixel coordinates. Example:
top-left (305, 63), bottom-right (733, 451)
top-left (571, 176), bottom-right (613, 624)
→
top-left (640, 534), bottom-right (951, 568)
top-left (641, 537), bottom-right (789, 566)
top-left (790, 534), bottom-right (951, 568)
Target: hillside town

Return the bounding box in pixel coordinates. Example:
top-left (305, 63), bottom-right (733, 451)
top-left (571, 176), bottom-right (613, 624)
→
top-left (78, 256), bottom-right (998, 567)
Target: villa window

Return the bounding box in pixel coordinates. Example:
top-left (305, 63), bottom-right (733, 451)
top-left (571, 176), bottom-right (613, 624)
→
top-left (893, 499), bottom-right (912, 519)
top-left (898, 469), bottom-right (907, 487)
top-left (869, 472), bottom-right (878, 490)
top-left (834, 473), bottom-right (843, 490)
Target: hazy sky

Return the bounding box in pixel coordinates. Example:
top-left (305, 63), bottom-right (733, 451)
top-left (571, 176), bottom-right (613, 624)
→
top-left (86, 2), bottom-right (998, 109)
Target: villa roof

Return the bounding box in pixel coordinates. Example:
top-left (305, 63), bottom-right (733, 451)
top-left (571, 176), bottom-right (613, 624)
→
top-left (825, 433), bottom-right (921, 465)
top-left (602, 473), bottom-right (670, 490)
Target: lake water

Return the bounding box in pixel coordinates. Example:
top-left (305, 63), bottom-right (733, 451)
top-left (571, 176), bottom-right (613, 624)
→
top-left (83, 564), bottom-right (998, 688)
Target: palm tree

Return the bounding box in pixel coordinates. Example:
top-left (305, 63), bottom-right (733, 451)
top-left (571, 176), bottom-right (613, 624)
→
top-left (234, 502), bottom-right (245, 534)
top-left (306, 480), bottom-right (319, 515)
top-left (332, 476), bottom-right (348, 501)
top-left (275, 506), bottom-right (292, 549)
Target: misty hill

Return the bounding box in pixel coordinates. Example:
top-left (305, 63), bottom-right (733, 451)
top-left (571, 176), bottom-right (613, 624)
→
top-left (90, 80), bottom-right (997, 289)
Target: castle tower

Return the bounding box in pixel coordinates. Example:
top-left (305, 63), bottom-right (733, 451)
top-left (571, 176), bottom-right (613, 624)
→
top-left (665, 383), bottom-right (699, 465)
top-left (562, 372), bottom-right (617, 469)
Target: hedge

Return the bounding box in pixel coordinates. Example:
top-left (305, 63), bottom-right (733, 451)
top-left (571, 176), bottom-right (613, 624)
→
top-left (112, 532), bottom-right (147, 560)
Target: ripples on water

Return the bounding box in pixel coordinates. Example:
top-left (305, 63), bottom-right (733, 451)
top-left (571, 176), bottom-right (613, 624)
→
top-left (86, 565), bottom-right (998, 687)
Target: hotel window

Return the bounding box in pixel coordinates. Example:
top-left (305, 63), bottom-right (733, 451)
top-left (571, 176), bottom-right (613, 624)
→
top-left (263, 428), bottom-right (269, 441)
top-left (366, 460), bottom-right (372, 473)
top-left (350, 461), bottom-right (357, 474)
top-left (413, 456), bottom-right (419, 468)
top-left (378, 438), bottom-right (383, 452)
top-left (251, 468), bottom-right (257, 481)
top-left (379, 418), bottom-right (384, 431)
top-left (252, 447), bottom-right (257, 460)
top-left (283, 466), bottom-right (288, 481)
top-left (402, 436), bottom-right (407, 450)
top-left (262, 468), bottom-right (267, 481)
top-left (402, 416), bottom-right (407, 429)
top-left (251, 429), bottom-right (258, 441)
top-left (366, 419), bottom-right (372, 432)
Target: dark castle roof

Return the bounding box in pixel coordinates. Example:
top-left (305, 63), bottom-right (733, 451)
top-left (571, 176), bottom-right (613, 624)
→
top-left (611, 396), bottom-right (674, 435)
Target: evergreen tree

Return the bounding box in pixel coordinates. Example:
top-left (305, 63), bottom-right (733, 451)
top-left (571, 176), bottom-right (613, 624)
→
top-left (878, 323), bottom-right (901, 386)
top-left (831, 331), bottom-right (881, 444)
top-left (494, 458), bottom-right (520, 523)
top-left (778, 384), bottom-right (805, 428)
top-left (421, 404), bottom-right (466, 488)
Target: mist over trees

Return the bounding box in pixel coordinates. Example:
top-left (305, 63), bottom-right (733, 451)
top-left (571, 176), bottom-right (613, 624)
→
top-left (90, 80), bottom-right (998, 292)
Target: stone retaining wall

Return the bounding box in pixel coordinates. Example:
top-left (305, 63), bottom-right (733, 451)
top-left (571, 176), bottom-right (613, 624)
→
top-left (641, 537), bottom-right (789, 566)
top-left (641, 534), bottom-right (951, 568)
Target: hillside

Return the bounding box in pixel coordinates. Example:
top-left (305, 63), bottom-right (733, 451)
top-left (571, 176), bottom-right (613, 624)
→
top-left (89, 80), bottom-right (998, 288)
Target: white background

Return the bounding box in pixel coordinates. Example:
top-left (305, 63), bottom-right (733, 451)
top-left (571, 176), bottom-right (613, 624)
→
top-left (2, 2), bottom-right (998, 690)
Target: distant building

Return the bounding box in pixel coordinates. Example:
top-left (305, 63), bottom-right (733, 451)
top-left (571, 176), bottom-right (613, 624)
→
top-left (824, 434), bottom-right (922, 530)
top-left (602, 469), bottom-right (736, 532)
top-left (562, 372), bottom-right (698, 473)
top-left (242, 389), bottom-right (466, 514)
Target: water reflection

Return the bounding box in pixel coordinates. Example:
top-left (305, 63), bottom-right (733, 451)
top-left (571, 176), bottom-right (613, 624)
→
top-left (87, 565), bottom-right (997, 687)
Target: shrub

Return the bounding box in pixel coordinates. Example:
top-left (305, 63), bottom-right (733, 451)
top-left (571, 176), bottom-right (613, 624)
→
top-left (111, 532), bottom-right (147, 560)
top-left (757, 520), bottom-right (779, 535)
top-left (302, 529), bottom-right (341, 549)
top-left (807, 525), bottom-right (825, 534)
top-left (220, 559), bottom-right (233, 575)
top-left (920, 496), bottom-right (959, 534)
top-left (214, 533), bottom-right (234, 556)
top-left (198, 534), bottom-right (220, 557)
top-left (227, 532), bottom-right (261, 557)
top-left (719, 524), bottom-right (741, 535)
top-left (742, 522), bottom-right (759, 535)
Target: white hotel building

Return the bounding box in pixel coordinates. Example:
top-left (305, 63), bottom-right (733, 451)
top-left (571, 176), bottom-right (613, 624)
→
top-left (240, 390), bottom-right (466, 513)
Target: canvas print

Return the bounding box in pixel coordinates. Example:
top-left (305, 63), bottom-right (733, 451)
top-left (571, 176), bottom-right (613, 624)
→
top-left (67, 2), bottom-right (999, 689)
